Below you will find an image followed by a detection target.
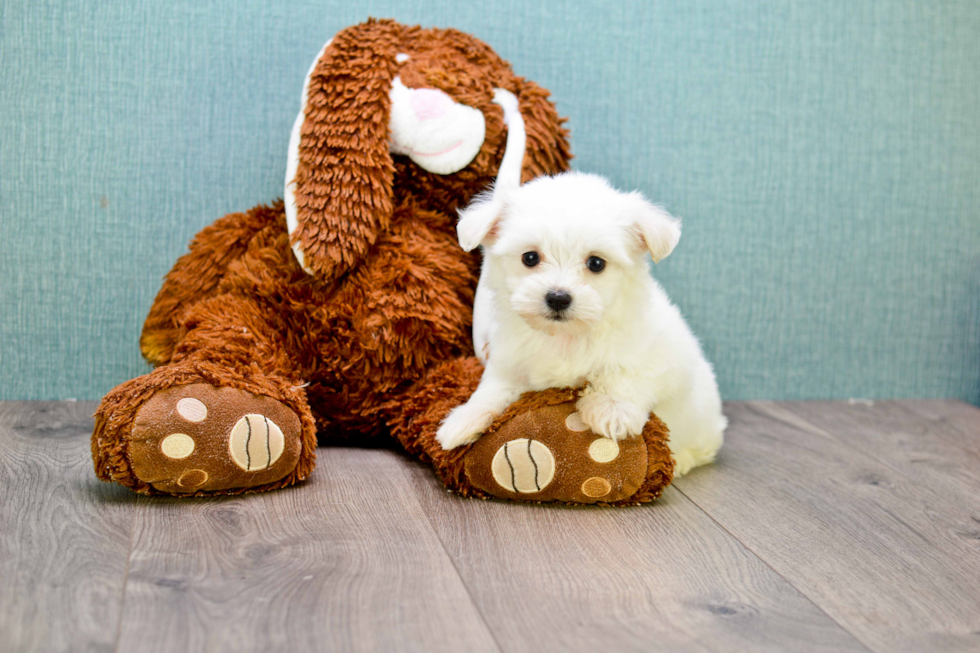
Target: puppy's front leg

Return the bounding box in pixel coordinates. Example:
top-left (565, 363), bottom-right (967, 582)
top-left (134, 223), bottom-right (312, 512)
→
top-left (576, 374), bottom-right (652, 441)
top-left (436, 364), bottom-right (522, 450)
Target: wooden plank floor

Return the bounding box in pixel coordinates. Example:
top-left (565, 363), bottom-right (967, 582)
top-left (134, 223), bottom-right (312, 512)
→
top-left (1, 399), bottom-right (978, 652)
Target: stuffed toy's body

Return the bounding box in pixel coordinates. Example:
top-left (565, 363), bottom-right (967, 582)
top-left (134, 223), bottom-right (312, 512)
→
top-left (92, 19), bottom-right (674, 503)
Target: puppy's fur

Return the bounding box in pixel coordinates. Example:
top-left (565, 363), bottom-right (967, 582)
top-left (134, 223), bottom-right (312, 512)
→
top-left (436, 172), bottom-right (725, 476)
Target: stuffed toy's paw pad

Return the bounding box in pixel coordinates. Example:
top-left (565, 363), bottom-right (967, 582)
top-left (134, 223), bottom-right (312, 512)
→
top-left (463, 402), bottom-right (650, 504)
top-left (128, 384), bottom-right (303, 494)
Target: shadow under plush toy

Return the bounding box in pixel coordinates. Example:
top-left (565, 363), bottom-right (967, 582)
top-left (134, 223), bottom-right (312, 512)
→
top-left (92, 19), bottom-right (674, 504)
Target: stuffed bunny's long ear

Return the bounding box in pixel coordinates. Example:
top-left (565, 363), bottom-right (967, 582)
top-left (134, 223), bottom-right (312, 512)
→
top-left (285, 20), bottom-right (403, 279)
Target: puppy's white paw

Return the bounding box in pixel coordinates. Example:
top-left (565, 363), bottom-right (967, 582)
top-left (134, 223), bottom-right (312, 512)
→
top-left (576, 393), bottom-right (647, 441)
top-left (672, 450), bottom-right (697, 477)
top-left (436, 403), bottom-right (496, 450)
top-left (672, 443), bottom-right (720, 477)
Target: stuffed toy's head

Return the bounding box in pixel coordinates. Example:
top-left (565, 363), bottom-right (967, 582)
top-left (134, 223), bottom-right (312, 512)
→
top-left (284, 18), bottom-right (571, 279)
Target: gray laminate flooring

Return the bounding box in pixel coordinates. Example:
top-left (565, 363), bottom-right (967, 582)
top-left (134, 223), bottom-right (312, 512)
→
top-left (2, 400), bottom-right (978, 652)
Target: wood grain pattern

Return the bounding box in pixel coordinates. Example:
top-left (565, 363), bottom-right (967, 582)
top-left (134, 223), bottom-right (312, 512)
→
top-left (675, 401), bottom-right (980, 653)
top-left (0, 401), bottom-right (135, 653)
top-left (4, 400), bottom-right (980, 652)
top-left (784, 399), bottom-right (980, 504)
top-left (902, 399), bottom-right (980, 436)
top-left (114, 447), bottom-right (499, 653)
top-left (403, 458), bottom-right (867, 653)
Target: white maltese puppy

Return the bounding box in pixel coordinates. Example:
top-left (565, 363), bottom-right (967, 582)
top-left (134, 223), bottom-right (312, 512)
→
top-left (435, 171), bottom-right (726, 476)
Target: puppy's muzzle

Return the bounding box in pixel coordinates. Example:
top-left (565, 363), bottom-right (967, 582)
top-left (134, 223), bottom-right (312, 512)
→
top-left (545, 290), bottom-right (573, 318)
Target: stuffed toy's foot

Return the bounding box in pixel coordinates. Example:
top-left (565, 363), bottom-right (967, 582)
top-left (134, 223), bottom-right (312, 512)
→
top-left (93, 365), bottom-right (317, 496)
top-left (128, 384), bottom-right (305, 494)
top-left (389, 358), bottom-right (674, 506)
top-left (462, 397), bottom-right (671, 504)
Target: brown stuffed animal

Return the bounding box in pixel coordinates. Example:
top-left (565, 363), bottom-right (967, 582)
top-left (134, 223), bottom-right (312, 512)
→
top-left (92, 19), bottom-right (674, 504)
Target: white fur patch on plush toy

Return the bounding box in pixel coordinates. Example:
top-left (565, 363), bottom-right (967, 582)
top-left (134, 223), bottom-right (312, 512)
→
top-left (284, 38), bottom-right (333, 275)
top-left (388, 77), bottom-right (486, 175)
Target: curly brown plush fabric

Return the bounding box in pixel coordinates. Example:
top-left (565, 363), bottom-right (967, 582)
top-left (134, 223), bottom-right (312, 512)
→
top-left (92, 19), bottom-right (670, 504)
top-left (92, 20), bottom-right (574, 497)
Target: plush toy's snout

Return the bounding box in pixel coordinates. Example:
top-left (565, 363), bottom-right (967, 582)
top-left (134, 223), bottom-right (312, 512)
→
top-left (388, 76), bottom-right (487, 175)
top-left (409, 87), bottom-right (453, 120)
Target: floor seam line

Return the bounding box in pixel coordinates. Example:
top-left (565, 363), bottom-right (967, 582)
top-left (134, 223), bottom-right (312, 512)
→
top-left (399, 462), bottom-right (505, 653)
top-left (111, 495), bottom-right (139, 653)
top-left (761, 401), bottom-right (980, 549)
top-left (673, 482), bottom-right (876, 653)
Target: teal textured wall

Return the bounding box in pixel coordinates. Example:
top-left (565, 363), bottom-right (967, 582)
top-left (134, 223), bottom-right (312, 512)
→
top-left (1, 0), bottom-right (978, 403)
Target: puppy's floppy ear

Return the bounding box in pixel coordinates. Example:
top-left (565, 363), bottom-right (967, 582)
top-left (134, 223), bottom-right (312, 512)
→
top-left (627, 192), bottom-right (682, 263)
top-left (284, 19), bottom-right (403, 279)
top-left (457, 189), bottom-right (506, 252)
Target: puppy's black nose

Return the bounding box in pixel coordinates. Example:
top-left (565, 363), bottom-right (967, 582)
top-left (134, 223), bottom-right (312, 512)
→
top-left (545, 290), bottom-right (573, 312)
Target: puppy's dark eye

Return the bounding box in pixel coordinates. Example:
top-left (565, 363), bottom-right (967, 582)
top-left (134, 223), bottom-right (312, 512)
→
top-left (522, 251), bottom-right (540, 267)
top-left (587, 256), bottom-right (606, 273)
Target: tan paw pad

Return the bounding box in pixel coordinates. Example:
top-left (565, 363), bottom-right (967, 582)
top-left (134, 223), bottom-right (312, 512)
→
top-left (160, 433), bottom-right (195, 459)
top-left (588, 438), bottom-right (620, 463)
top-left (581, 476), bottom-right (612, 498)
top-left (176, 397), bottom-right (208, 422)
top-left (229, 414), bottom-right (285, 472)
top-left (565, 411), bottom-right (588, 432)
top-left (491, 438), bottom-right (556, 493)
top-left (177, 469), bottom-right (209, 488)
